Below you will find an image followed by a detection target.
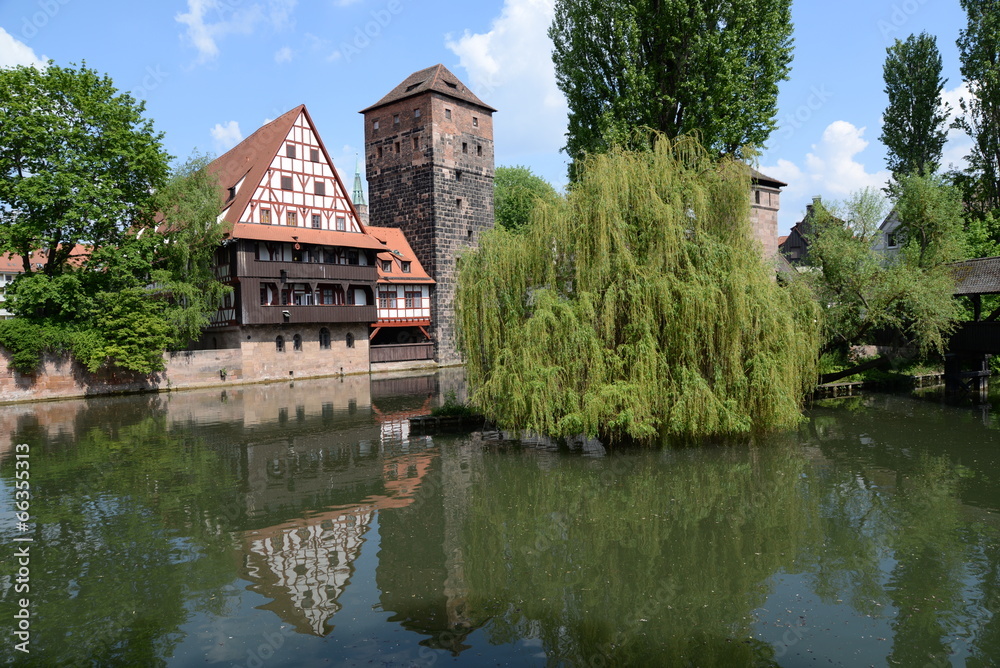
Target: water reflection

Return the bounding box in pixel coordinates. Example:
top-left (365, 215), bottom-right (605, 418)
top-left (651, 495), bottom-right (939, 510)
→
top-left (3, 382), bottom-right (1000, 665)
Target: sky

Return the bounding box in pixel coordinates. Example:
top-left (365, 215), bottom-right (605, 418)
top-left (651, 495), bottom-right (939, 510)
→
top-left (0, 0), bottom-right (975, 235)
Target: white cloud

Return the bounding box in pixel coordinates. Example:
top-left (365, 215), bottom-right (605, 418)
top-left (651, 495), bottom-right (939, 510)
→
top-left (446, 0), bottom-right (568, 172)
top-left (762, 121), bottom-right (891, 233)
top-left (176, 0), bottom-right (296, 64)
top-left (274, 46), bottom-right (293, 64)
top-left (211, 120), bottom-right (243, 153)
top-left (0, 28), bottom-right (47, 69)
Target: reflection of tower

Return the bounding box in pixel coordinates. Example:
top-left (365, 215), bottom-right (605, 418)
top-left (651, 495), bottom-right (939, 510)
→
top-left (376, 441), bottom-right (485, 653)
top-left (361, 64), bottom-right (496, 365)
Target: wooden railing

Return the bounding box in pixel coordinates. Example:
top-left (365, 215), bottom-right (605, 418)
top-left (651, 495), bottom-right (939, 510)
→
top-left (370, 343), bottom-right (434, 364)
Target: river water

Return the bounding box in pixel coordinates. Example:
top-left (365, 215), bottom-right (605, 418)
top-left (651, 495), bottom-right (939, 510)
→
top-left (2, 370), bottom-right (1000, 667)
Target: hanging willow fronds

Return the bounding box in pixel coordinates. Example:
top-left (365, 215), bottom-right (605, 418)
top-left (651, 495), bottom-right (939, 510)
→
top-left (456, 136), bottom-right (821, 446)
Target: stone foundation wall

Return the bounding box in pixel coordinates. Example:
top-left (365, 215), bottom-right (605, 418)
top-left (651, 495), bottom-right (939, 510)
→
top-left (0, 319), bottom-right (452, 404)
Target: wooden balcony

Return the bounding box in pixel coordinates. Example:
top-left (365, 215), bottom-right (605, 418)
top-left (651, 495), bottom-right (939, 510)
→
top-left (370, 342), bottom-right (435, 363)
top-left (245, 304), bottom-right (377, 326)
top-left (240, 259), bottom-right (378, 283)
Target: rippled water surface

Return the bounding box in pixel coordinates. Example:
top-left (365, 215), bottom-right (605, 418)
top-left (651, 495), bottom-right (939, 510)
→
top-left (2, 372), bottom-right (1000, 666)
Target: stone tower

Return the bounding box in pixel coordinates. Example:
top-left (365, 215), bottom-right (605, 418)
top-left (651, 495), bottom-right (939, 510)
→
top-left (361, 64), bottom-right (496, 365)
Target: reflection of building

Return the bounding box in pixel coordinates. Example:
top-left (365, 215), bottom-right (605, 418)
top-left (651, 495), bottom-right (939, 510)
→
top-left (238, 451), bottom-right (436, 636)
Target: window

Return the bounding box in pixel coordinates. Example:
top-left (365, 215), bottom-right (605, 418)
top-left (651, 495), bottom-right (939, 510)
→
top-left (405, 291), bottom-right (420, 308)
top-left (887, 232), bottom-right (898, 248)
top-left (310, 148), bottom-right (319, 162)
top-left (286, 144), bottom-right (296, 159)
top-left (456, 198), bottom-right (463, 211)
top-left (462, 142), bottom-right (468, 154)
top-left (286, 211), bottom-right (297, 226)
top-left (319, 328), bottom-right (331, 350)
top-left (445, 108), bottom-right (452, 120)
top-left (477, 144), bottom-right (483, 157)
top-left (346, 332), bottom-right (355, 349)
top-left (393, 114), bottom-right (400, 125)
top-left (401, 261), bottom-right (411, 273)
top-left (473, 116), bottom-right (479, 127)
top-left (336, 216), bottom-right (346, 231)
top-left (379, 291), bottom-right (395, 308)
top-left (293, 334), bottom-right (302, 351)
top-left (276, 336), bottom-right (285, 353)
top-left (261, 208), bottom-right (272, 224)
top-left (373, 119), bottom-right (380, 130)
top-left (395, 142), bottom-right (400, 154)
top-left (312, 214), bottom-right (321, 229)
top-left (412, 136), bottom-right (419, 150)
top-left (467, 228), bottom-right (474, 239)
top-left (314, 181), bottom-right (326, 196)
top-left (381, 260), bottom-right (393, 272)
top-left (319, 285), bottom-right (345, 305)
top-left (414, 108), bottom-right (421, 118)
top-left (348, 249), bottom-right (359, 265)
top-left (755, 190), bottom-right (761, 204)
top-left (455, 170), bottom-right (462, 181)
top-left (376, 146), bottom-right (383, 159)
top-left (281, 175), bottom-right (293, 190)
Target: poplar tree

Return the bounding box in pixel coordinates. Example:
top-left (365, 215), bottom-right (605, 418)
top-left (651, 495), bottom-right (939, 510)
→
top-left (456, 137), bottom-right (820, 446)
top-left (549, 0), bottom-right (793, 174)
top-left (880, 32), bottom-right (950, 181)
top-left (956, 0), bottom-right (1000, 217)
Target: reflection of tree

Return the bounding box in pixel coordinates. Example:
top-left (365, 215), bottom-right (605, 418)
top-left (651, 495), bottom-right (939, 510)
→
top-left (458, 443), bottom-right (813, 666)
top-left (0, 417), bottom-right (240, 666)
top-left (803, 397), bottom-right (1000, 664)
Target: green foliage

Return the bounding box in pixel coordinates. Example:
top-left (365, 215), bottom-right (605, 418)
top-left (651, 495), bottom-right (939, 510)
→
top-left (806, 184), bottom-right (962, 356)
top-left (0, 62), bottom-right (168, 276)
top-left (881, 33), bottom-right (950, 183)
top-left (549, 0), bottom-right (793, 174)
top-left (456, 136), bottom-right (821, 446)
top-left (956, 0), bottom-right (1000, 217)
top-left (493, 165), bottom-right (560, 232)
top-left (431, 390), bottom-right (479, 417)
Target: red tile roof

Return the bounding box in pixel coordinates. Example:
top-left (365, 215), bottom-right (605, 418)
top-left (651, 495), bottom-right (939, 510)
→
top-left (366, 226), bottom-right (434, 284)
top-left (227, 223), bottom-right (388, 251)
top-left (0, 246), bottom-right (88, 273)
top-left (360, 64), bottom-right (496, 114)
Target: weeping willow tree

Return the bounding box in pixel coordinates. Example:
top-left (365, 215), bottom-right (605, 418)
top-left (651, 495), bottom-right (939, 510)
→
top-left (456, 136), bottom-right (821, 445)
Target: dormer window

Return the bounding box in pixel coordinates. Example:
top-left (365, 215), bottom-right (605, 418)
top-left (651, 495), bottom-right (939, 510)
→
top-left (401, 261), bottom-right (411, 273)
top-left (381, 260), bottom-right (393, 272)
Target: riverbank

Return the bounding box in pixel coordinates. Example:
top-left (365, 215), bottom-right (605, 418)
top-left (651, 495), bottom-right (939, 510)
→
top-left (0, 345), bottom-right (441, 405)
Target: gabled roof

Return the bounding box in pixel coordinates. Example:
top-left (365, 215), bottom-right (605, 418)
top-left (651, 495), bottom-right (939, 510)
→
top-left (359, 64), bottom-right (497, 114)
top-left (366, 226), bottom-right (434, 285)
top-left (209, 106), bottom-right (302, 229)
top-left (0, 246), bottom-right (89, 273)
top-left (207, 105), bottom-right (371, 246)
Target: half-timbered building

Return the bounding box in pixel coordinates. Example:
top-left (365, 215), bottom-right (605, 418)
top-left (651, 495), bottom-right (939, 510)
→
top-left (199, 105), bottom-right (427, 378)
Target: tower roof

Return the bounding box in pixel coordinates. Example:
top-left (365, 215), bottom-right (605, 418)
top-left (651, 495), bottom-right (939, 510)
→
top-left (359, 64), bottom-right (497, 114)
top-left (352, 156), bottom-right (366, 207)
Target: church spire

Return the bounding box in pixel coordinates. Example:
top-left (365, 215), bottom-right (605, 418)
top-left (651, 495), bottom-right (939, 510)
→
top-left (352, 154), bottom-right (366, 207)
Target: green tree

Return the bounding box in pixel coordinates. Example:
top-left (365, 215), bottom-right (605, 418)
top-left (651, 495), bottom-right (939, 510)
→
top-left (806, 184), bottom-right (961, 357)
top-left (153, 153), bottom-right (231, 346)
top-left (956, 0), bottom-right (1000, 218)
top-left (880, 32), bottom-right (950, 182)
top-left (456, 137), bottom-right (820, 446)
top-left (493, 165), bottom-right (560, 232)
top-left (549, 0), bottom-right (793, 174)
top-left (0, 62), bottom-right (169, 277)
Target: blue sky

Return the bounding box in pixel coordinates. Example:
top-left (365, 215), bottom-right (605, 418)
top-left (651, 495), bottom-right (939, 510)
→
top-left (0, 0), bottom-right (974, 234)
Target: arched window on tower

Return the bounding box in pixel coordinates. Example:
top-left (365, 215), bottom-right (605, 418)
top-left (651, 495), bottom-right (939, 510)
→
top-left (346, 332), bottom-right (355, 349)
top-left (293, 334), bottom-right (302, 351)
top-left (319, 328), bottom-right (331, 350)
top-left (275, 335), bottom-right (285, 353)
